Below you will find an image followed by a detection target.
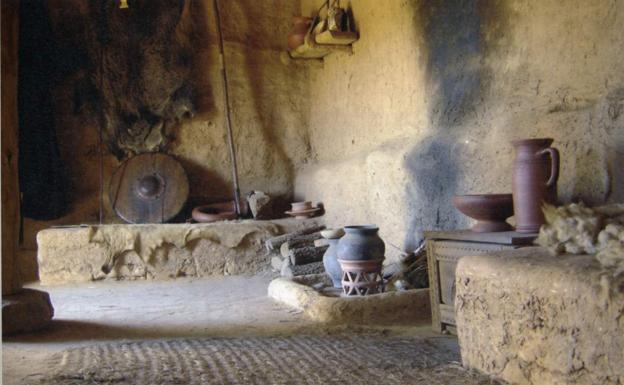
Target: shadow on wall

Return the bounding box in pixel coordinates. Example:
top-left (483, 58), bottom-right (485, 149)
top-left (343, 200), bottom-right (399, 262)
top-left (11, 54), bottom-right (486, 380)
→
top-left (186, 0), bottom-right (217, 118)
top-left (172, 156), bottom-right (233, 222)
top-left (403, 0), bottom-right (508, 249)
top-left (240, 5), bottom-right (296, 199)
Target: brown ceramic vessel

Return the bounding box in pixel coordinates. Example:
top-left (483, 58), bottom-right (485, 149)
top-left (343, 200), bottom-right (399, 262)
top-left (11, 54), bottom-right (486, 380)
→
top-left (452, 194), bottom-right (514, 232)
top-left (192, 200), bottom-right (247, 223)
top-left (287, 16), bottom-right (312, 51)
top-left (291, 201), bottom-right (312, 211)
top-left (511, 138), bottom-right (559, 233)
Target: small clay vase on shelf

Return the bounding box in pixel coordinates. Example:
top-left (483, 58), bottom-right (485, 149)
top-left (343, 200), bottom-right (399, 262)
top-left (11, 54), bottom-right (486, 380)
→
top-left (321, 228), bottom-right (345, 288)
top-left (285, 200), bottom-right (320, 219)
top-left (512, 138), bottom-right (560, 233)
top-left (287, 16), bottom-right (312, 51)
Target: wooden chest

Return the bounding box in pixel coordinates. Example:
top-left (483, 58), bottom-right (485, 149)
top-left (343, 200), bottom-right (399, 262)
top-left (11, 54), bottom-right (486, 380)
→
top-left (425, 230), bottom-right (536, 334)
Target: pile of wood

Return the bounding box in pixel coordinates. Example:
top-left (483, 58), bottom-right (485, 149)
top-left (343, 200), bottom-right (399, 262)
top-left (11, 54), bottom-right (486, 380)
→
top-left (384, 244), bottom-right (429, 291)
top-left (266, 226), bottom-right (430, 290)
top-left (266, 226), bottom-right (329, 277)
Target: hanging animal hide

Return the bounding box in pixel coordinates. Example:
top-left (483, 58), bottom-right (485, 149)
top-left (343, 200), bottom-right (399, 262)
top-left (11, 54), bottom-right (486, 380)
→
top-left (49, 0), bottom-right (196, 159)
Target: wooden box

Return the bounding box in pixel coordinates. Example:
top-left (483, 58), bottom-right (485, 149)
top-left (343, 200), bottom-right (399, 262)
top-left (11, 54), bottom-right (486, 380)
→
top-left (425, 230), bottom-right (536, 334)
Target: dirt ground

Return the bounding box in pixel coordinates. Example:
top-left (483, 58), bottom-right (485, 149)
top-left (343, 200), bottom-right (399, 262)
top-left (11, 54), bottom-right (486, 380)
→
top-left (2, 276), bottom-right (440, 384)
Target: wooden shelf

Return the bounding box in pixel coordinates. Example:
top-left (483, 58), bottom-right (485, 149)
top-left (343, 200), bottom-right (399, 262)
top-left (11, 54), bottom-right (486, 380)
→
top-left (289, 43), bottom-right (331, 59)
top-left (287, 28), bottom-right (357, 61)
top-left (315, 30), bottom-right (358, 45)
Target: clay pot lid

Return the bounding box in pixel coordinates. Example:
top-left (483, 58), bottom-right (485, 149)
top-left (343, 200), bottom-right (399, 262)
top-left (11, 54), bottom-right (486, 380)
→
top-left (511, 138), bottom-right (554, 147)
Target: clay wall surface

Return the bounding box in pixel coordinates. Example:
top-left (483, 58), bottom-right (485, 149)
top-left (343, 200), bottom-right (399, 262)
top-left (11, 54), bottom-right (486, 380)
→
top-left (17, 0), bottom-right (624, 280)
top-left (20, 0), bottom-right (309, 282)
top-left (296, 0), bottom-right (624, 257)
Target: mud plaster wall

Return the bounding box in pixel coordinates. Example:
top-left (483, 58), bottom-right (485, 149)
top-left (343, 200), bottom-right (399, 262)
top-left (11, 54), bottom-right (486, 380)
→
top-left (20, 0), bottom-right (310, 282)
top-left (296, 0), bottom-right (624, 258)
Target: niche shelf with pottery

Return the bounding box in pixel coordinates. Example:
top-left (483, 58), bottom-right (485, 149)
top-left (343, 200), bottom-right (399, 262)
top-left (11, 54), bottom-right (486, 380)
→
top-left (286, 1), bottom-right (358, 60)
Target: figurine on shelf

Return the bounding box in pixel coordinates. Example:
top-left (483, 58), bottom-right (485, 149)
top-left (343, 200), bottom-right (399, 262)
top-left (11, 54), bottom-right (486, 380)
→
top-left (327, 3), bottom-right (345, 32)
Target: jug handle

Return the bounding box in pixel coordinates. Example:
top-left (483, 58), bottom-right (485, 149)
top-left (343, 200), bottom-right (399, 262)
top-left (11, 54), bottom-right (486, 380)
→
top-left (538, 147), bottom-right (560, 187)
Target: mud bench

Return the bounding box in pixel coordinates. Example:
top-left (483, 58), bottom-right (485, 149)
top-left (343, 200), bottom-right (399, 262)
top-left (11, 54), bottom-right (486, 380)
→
top-left (425, 230), bottom-right (536, 334)
top-left (454, 247), bottom-right (624, 385)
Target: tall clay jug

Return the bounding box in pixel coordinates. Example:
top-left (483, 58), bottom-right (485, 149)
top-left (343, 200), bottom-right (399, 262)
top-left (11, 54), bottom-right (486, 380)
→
top-left (511, 138), bottom-right (560, 233)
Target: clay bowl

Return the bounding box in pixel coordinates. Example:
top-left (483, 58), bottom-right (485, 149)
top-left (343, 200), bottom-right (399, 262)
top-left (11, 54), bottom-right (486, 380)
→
top-left (192, 200), bottom-right (245, 223)
top-left (285, 207), bottom-right (320, 219)
top-left (452, 194), bottom-right (514, 233)
top-left (291, 201), bottom-right (313, 212)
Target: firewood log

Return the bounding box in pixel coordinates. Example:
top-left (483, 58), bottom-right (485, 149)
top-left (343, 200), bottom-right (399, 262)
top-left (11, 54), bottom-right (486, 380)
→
top-left (289, 245), bottom-right (329, 266)
top-left (265, 225), bottom-right (325, 251)
top-left (281, 261), bottom-right (325, 277)
top-left (280, 232), bottom-right (324, 258)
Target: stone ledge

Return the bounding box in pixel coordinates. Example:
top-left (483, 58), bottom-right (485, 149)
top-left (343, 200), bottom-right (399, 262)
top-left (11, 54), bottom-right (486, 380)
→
top-left (268, 274), bottom-right (430, 325)
top-left (455, 247), bottom-right (624, 385)
top-left (37, 218), bottom-right (322, 285)
top-left (2, 288), bottom-right (54, 335)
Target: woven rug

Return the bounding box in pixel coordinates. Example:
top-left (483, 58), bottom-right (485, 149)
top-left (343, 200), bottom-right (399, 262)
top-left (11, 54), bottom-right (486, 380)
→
top-left (28, 335), bottom-right (501, 385)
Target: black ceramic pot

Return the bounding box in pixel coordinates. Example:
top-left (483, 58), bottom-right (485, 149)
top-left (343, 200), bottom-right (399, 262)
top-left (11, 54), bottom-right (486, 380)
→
top-left (323, 238), bottom-right (342, 288)
top-left (336, 225), bottom-right (385, 262)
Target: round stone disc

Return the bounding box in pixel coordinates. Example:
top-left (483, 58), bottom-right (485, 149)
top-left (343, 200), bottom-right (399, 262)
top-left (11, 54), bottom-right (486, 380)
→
top-left (109, 153), bottom-right (189, 223)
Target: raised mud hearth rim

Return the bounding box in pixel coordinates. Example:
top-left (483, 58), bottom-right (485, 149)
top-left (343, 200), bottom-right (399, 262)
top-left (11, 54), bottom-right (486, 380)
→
top-left (37, 218), bottom-right (324, 285)
top-left (268, 274), bottom-right (430, 325)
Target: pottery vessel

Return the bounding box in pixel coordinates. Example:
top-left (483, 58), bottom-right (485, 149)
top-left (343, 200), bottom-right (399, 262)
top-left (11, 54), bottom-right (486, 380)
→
top-left (192, 200), bottom-right (246, 223)
top-left (321, 228), bottom-right (344, 288)
top-left (291, 201), bottom-right (312, 211)
top-left (512, 138), bottom-right (560, 233)
top-left (323, 239), bottom-right (342, 288)
top-left (336, 225), bottom-right (385, 262)
top-left (287, 16), bottom-right (312, 51)
top-left (452, 194), bottom-right (514, 232)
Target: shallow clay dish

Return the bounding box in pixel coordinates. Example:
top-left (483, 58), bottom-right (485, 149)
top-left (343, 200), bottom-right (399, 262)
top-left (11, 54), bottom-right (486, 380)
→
top-left (285, 207), bottom-right (320, 219)
top-left (291, 201), bottom-right (313, 211)
top-left (192, 200), bottom-right (245, 223)
top-left (452, 194), bottom-right (514, 232)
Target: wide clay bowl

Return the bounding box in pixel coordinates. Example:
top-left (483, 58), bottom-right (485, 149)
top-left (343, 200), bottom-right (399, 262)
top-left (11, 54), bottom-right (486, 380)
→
top-left (452, 194), bottom-right (514, 233)
top-left (291, 201), bottom-right (313, 211)
top-left (192, 200), bottom-right (248, 223)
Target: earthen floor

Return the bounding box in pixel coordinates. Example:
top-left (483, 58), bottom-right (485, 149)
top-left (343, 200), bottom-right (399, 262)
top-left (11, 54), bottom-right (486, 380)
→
top-left (3, 276), bottom-right (453, 384)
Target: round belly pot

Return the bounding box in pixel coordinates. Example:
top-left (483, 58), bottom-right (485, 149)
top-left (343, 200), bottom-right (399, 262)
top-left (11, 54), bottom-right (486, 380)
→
top-left (337, 225), bottom-right (385, 296)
